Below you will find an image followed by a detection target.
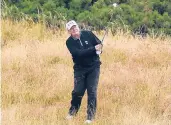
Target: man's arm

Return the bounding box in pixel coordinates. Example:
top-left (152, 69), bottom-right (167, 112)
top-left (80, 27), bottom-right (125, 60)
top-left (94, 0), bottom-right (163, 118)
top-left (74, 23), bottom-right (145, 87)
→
top-left (87, 31), bottom-right (103, 54)
top-left (66, 40), bottom-right (96, 57)
top-left (87, 31), bottom-right (102, 46)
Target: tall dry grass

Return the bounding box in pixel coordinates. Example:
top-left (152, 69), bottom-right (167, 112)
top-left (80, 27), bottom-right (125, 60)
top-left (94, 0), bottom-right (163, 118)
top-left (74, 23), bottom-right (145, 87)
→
top-left (1, 20), bottom-right (171, 125)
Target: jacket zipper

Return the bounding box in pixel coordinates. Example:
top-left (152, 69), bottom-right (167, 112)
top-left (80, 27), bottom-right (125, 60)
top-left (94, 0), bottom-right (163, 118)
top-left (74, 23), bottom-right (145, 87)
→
top-left (79, 38), bottom-right (83, 46)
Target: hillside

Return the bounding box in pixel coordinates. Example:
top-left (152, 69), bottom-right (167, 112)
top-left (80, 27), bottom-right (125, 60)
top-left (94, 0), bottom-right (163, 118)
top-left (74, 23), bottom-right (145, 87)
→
top-left (2, 0), bottom-right (171, 35)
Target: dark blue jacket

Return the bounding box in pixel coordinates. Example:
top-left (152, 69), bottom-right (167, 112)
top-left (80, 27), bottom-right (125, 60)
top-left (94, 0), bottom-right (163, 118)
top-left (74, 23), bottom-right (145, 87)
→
top-left (66, 30), bottom-right (101, 69)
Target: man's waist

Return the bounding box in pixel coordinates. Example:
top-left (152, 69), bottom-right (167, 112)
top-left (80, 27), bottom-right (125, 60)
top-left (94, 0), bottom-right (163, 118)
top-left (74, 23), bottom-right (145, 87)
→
top-left (73, 61), bottom-right (101, 69)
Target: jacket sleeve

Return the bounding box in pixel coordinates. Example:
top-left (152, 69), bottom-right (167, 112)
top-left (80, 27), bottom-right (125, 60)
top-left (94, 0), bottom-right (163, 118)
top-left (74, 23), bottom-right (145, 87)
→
top-left (88, 31), bottom-right (103, 54)
top-left (88, 31), bottom-right (102, 46)
top-left (66, 40), bottom-right (96, 57)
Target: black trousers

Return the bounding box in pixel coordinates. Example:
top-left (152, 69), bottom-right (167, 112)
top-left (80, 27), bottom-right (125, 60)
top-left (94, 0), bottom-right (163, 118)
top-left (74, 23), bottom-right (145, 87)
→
top-left (69, 66), bottom-right (100, 120)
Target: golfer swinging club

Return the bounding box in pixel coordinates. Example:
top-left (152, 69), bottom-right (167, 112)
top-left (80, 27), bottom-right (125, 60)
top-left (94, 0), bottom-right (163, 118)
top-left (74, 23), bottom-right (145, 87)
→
top-left (66, 20), bottom-right (103, 124)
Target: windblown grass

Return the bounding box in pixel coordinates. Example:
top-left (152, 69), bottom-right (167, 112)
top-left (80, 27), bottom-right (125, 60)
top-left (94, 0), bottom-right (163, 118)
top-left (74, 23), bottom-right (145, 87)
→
top-left (2, 20), bottom-right (171, 125)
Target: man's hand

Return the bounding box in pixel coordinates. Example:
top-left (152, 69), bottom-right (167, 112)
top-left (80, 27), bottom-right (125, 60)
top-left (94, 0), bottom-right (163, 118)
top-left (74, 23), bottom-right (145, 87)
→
top-left (95, 44), bottom-right (103, 51)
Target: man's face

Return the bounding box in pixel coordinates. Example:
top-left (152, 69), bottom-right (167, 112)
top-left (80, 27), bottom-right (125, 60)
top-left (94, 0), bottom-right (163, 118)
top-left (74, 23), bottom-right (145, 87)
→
top-left (69, 25), bottom-right (80, 36)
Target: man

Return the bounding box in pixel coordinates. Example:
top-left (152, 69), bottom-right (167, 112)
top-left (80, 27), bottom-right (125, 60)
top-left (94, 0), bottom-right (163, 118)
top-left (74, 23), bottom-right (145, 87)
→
top-left (65, 20), bottom-right (102, 124)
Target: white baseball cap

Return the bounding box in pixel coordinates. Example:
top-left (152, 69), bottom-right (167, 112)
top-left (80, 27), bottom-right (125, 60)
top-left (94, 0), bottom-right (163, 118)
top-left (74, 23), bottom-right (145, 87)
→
top-left (66, 20), bottom-right (78, 30)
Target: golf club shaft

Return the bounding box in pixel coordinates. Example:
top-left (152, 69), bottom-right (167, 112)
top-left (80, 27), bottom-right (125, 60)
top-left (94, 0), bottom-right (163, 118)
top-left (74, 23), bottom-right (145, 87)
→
top-left (96, 28), bottom-right (108, 55)
top-left (101, 28), bottom-right (108, 44)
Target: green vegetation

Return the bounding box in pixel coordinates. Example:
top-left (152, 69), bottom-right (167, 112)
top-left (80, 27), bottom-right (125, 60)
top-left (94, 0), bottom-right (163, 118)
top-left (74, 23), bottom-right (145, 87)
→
top-left (2, 0), bottom-right (171, 35)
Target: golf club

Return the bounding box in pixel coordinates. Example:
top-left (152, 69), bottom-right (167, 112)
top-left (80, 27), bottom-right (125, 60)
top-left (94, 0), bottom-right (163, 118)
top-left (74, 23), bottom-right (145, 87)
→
top-left (96, 3), bottom-right (118, 55)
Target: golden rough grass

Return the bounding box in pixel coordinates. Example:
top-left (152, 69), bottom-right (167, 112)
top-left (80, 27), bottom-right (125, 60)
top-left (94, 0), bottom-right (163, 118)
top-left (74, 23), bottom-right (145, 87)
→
top-left (2, 20), bottom-right (171, 125)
